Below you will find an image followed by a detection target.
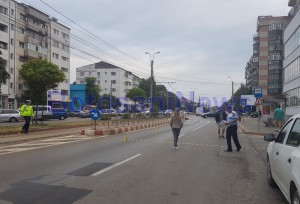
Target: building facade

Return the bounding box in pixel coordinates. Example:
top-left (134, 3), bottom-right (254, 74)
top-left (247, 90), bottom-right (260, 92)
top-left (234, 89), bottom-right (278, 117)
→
top-left (0, 1), bottom-right (70, 109)
top-left (283, 0), bottom-right (300, 117)
top-left (76, 61), bottom-right (140, 99)
top-left (245, 16), bottom-right (288, 102)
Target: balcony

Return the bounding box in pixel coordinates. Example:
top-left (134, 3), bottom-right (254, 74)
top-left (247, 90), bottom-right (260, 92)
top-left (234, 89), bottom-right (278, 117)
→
top-left (24, 49), bottom-right (47, 59)
top-left (25, 6), bottom-right (49, 23)
top-left (25, 21), bottom-right (48, 36)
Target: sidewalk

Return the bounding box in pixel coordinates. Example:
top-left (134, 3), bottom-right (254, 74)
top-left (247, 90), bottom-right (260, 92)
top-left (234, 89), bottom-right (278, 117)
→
top-left (238, 116), bottom-right (276, 136)
top-left (0, 118), bottom-right (170, 144)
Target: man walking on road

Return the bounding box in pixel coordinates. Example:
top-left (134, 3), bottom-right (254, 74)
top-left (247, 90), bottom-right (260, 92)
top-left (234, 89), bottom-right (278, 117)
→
top-left (215, 106), bottom-right (227, 138)
top-left (224, 106), bottom-right (241, 152)
top-left (20, 100), bottom-right (34, 134)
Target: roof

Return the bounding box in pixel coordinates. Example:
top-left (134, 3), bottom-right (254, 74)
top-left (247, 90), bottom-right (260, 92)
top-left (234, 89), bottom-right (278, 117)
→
top-left (95, 61), bottom-right (121, 69)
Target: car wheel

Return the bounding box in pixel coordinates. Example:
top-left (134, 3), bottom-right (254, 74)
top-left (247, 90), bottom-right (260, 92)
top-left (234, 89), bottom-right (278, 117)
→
top-left (9, 117), bottom-right (17, 123)
top-left (267, 157), bottom-right (276, 187)
top-left (292, 191), bottom-right (299, 204)
top-left (59, 115), bottom-right (65, 120)
top-left (41, 116), bottom-right (48, 121)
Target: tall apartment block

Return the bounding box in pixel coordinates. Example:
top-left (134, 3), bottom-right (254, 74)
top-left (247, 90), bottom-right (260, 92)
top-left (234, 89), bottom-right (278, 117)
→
top-left (246, 16), bottom-right (288, 103)
top-left (0, 0), bottom-right (70, 109)
top-left (283, 0), bottom-right (300, 117)
top-left (76, 61), bottom-right (140, 99)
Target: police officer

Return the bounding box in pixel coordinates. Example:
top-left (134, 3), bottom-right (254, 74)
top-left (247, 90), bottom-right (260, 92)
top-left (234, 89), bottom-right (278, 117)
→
top-left (20, 100), bottom-right (34, 134)
top-left (224, 105), bottom-right (242, 152)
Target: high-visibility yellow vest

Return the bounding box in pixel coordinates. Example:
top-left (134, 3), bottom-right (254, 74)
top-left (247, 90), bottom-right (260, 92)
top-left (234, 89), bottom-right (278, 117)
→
top-left (20, 104), bottom-right (34, 116)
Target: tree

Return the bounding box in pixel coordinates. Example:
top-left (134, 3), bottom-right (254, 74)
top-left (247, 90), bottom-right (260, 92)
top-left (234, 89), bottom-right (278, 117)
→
top-left (126, 87), bottom-right (147, 101)
top-left (85, 77), bottom-right (101, 104)
top-left (0, 56), bottom-right (10, 94)
top-left (231, 83), bottom-right (253, 111)
top-left (19, 58), bottom-right (66, 104)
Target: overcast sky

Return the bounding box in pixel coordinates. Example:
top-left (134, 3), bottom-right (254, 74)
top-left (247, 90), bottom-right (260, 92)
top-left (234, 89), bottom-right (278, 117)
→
top-left (22, 0), bottom-right (289, 103)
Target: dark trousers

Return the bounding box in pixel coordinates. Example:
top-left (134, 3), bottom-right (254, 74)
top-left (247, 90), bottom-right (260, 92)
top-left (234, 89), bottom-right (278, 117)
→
top-left (226, 125), bottom-right (241, 151)
top-left (172, 128), bottom-right (181, 147)
top-left (22, 116), bottom-right (31, 133)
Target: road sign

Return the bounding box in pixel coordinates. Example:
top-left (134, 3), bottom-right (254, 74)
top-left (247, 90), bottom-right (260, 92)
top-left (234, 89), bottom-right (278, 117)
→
top-left (90, 109), bottom-right (100, 120)
top-left (255, 98), bottom-right (263, 105)
top-left (254, 87), bottom-right (262, 98)
top-left (240, 98), bottom-right (247, 106)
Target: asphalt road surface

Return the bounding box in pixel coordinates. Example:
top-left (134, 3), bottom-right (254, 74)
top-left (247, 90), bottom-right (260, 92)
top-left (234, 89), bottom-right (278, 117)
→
top-left (0, 116), bottom-right (287, 204)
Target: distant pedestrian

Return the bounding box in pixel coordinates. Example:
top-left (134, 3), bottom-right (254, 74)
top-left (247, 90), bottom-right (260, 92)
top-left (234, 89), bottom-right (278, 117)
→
top-left (224, 106), bottom-right (241, 152)
top-left (273, 105), bottom-right (284, 130)
top-left (170, 108), bottom-right (184, 149)
top-left (215, 107), bottom-right (227, 138)
top-left (20, 100), bottom-right (34, 134)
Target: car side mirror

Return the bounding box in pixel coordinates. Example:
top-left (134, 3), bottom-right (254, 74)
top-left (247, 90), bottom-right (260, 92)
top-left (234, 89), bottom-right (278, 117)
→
top-left (264, 133), bottom-right (274, 142)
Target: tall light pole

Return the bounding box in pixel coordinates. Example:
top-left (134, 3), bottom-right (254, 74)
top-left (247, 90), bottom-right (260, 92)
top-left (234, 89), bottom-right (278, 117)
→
top-left (227, 77), bottom-right (234, 99)
top-left (145, 51), bottom-right (160, 109)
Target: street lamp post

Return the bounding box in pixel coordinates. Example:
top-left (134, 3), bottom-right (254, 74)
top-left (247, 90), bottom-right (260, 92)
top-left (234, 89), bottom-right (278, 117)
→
top-left (227, 77), bottom-right (234, 99)
top-left (145, 51), bottom-right (160, 110)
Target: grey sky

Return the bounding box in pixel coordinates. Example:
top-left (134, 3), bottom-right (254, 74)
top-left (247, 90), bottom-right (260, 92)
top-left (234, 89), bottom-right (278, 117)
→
top-left (23, 0), bottom-right (289, 102)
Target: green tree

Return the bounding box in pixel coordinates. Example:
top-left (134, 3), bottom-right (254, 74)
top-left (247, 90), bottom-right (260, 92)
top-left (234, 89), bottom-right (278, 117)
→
top-left (138, 78), bottom-right (151, 97)
top-left (85, 77), bottom-right (101, 104)
top-left (98, 94), bottom-right (118, 109)
top-left (0, 56), bottom-right (10, 94)
top-left (232, 83), bottom-right (253, 111)
top-left (126, 87), bottom-right (147, 101)
top-left (19, 58), bottom-right (66, 104)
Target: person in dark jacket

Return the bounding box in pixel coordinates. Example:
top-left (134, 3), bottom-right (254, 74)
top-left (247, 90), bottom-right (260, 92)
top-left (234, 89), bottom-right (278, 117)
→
top-left (215, 107), bottom-right (227, 138)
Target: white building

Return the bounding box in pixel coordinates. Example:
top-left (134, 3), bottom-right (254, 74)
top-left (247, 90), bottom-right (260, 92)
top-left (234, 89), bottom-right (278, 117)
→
top-left (283, 0), bottom-right (300, 117)
top-left (76, 61), bottom-right (140, 98)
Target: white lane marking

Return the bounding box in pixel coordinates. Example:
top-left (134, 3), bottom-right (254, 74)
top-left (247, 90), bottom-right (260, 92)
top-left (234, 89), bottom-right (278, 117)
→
top-left (179, 134), bottom-right (186, 138)
top-left (192, 121), bottom-right (210, 132)
top-left (91, 154), bottom-right (142, 176)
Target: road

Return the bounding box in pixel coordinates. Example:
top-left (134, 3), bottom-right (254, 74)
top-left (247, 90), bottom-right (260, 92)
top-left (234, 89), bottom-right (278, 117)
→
top-left (0, 116), bottom-right (287, 204)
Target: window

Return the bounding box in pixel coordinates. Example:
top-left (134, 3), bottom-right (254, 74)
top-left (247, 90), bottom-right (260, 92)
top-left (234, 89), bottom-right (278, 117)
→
top-left (53, 29), bottom-right (59, 35)
top-left (0, 6), bottom-right (8, 15)
top-left (52, 53), bottom-right (59, 59)
top-left (89, 72), bottom-right (92, 76)
top-left (112, 88), bottom-right (116, 92)
top-left (34, 20), bottom-right (38, 26)
top-left (0, 23), bottom-right (8, 32)
top-left (20, 28), bottom-right (25, 34)
top-left (62, 56), bottom-right (69, 61)
top-left (10, 68), bottom-right (13, 74)
top-left (10, 53), bottom-right (13, 59)
top-left (19, 84), bottom-right (23, 90)
top-left (62, 44), bottom-right (69, 51)
top-left (0, 41), bottom-right (8, 49)
top-left (20, 14), bottom-right (27, 21)
top-left (97, 72), bottom-right (100, 76)
top-left (62, 33), bottom-right (68, 39)
top-left (11, 24), bottom-right (14, 30)
top-left (19, 56), bottom-right (25, 62)
top-left (19, 42), bottom-right (24, 48)
top-left (10, 9), bottom-right (14, 16)
top-left (53, 41), bottom-right (59, 47)
top-left (111, 72), bottom-right (116, 76)
top-left (286, 119), bottom-right (300, 147)
top-left (97, 80), bottom-right (100, 84)
top-left (111, 80), bottom-right (116, 84)
top-left (276, 120), bottom-right (293, 143)
top-left (10, 83), bottom-right (13, 89)
top-left (61, 67), bottom-right (68, 72)
top-left (80, 72), bottom-right (84, 76)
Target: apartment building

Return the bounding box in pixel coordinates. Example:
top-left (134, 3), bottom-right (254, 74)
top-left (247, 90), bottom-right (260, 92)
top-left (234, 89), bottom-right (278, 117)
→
top-left (76, 61), bottom-right (140, 99)
top-left (283, 0), bottom-right (300, 117)
top-left (0, 1), bottom-right (70, 109)
top-left (245, 16), bottom-right (289, 102)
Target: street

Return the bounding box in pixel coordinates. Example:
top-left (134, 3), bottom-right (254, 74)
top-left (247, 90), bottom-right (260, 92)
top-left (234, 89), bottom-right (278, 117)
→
top-left (0, 116), bottom-right (287, 204)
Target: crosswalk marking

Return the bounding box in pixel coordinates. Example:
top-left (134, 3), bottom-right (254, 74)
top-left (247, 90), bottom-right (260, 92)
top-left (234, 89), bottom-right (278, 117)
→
top-left (0, 135), bottom-right (92, 156)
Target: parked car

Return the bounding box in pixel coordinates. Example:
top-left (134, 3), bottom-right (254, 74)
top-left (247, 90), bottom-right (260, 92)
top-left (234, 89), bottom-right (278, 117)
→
top-left (164, 109), bottom-right (173, 116)
top-left (77, 110), bottom-right (90, 118)
top-left (250, 112), bottom-right (259, 118)
top-left (0, 109), bottom-right (23, 123)
top-left (264, 114), bottom-right (300, 204)
top-left (201, 112), bottom-right (216, 118)
top-left (51, 108), bottom-right (68, 120)
top-left (32, 105), bottom-right (52, 121)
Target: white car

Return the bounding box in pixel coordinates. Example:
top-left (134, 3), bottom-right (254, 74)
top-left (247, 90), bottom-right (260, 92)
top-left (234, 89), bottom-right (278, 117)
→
top-left (264, 114), bottom-right (300, 204)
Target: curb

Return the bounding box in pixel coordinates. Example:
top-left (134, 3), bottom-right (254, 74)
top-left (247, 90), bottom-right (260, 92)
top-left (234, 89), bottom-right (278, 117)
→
top-left (238, 123), bottom-right (268, 136)
top-left (81, 120), bottom-right (170, 136)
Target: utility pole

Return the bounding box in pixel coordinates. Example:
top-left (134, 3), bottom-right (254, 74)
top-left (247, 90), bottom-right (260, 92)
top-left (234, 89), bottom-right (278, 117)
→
top-left (110, 80), bottom-right (112, 109)
top-left (145, 52), bottom-right (160, 109)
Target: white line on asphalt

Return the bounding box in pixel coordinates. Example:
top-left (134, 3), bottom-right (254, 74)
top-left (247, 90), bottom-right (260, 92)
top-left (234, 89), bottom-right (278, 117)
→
top-left (192, 121), bottom-right (210, 132)
top-left (179, 134), bottom-right (186, 138)
top-left (91, 154), bottom-right (142, 176)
